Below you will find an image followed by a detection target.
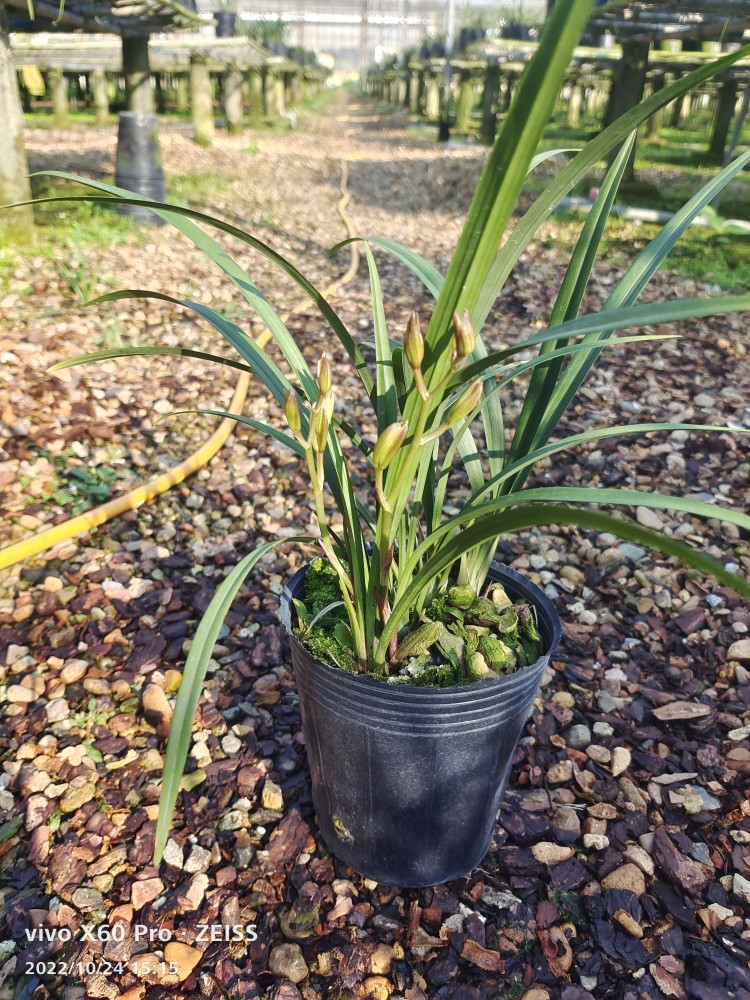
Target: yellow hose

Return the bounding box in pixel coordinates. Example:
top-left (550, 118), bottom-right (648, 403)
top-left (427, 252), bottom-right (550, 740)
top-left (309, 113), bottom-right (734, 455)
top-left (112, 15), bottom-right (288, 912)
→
top-left (0, 160), bottom-right (359, 572)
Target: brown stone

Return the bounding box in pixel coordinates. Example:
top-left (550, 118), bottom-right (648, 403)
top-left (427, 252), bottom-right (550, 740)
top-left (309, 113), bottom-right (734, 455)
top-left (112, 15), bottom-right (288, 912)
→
top-left (601, 863), bottom-right (646, 895)
top-left (268, 943), bottom-right (308, 983)
top-left (531, 843), bottom-right (575, 865)
top-left (614, 908), bottom-right (644, 938)
top-left (164, 942), bottom-right (203, 982)
top-left (131, 878), bottom-right (164, 910)
top-left (653, 826), bottom-right (710, 895)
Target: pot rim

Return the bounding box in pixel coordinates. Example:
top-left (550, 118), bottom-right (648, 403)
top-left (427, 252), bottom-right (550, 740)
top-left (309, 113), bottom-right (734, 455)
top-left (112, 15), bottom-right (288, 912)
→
top-left (280, 558), bottom-right (562, 696)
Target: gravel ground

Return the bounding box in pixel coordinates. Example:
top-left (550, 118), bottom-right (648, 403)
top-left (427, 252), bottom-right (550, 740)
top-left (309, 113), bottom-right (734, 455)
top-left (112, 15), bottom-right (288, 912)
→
top-left (1, 92), bottom-right (750, 1000)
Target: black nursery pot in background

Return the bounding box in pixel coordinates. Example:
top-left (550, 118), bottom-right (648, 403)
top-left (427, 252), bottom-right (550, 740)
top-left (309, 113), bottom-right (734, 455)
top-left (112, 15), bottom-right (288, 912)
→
top-left (280, 562), bottom-right (562, 887)
top-left (114, 112), bottom-right (166, 225)
top-left (214, 12), bottom-right (236, 37)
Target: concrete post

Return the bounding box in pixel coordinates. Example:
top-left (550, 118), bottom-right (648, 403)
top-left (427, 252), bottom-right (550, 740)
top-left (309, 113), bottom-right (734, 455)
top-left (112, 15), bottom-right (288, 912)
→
top-left (481, 62), bottom-right (501, 144)
top-left (274, 73), bottom-right (286, 115)
top-left (567, 79), bottom-right (584, 128)
top-left (154, 72), bottom-right (167, 113)
top-left (604, 39), bottom-right (649, 130)
top-left (223, 64), bottom-right (244, 133)
top-left (408, 69), bottom-right (419, 112)
top-left (425, 74), bottom-right (440, 120)
top-left (50, 68), bottom-right (69, 127)
top-left (175, 73), bottom-right (189, 112)
top-left (17, 71), bottom-right (31, 112)
top-left (264, 69), bottom-right (277, 117)
top-left (0, 0), bottom-right (34, 241)
top-left (710, 77), bottom-right (739, 161)
top-left (456, 71), bottom-right (474, 132)
top-left (248, 67), bottom-right (263, 125)
top-left (647, 73), bottom-right (665, 139)
top-left (92, 68), bottom-right (109, 124)
top-left (190, 54), bottom-right (214, 146)
top-left (290, 71), bottom-right (301, 107)
top-left (398, 73), bottom-right (407, 107)
top-left (669, 74), bottom-right (685, 127)
top-left (389, 71), bottom-right (396, 104)
top-left (122, 34), bottom-right (154, 115)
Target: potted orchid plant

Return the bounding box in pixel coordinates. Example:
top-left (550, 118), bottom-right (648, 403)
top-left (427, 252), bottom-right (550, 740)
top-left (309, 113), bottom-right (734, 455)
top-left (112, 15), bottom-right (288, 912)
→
top-left (14, 0), bottom-right (750, 884)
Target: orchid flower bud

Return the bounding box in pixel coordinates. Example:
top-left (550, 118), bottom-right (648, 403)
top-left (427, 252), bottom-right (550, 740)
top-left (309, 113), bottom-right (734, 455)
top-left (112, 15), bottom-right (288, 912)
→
top-left (310, 390), bottom-right (333, 453)
top-left (319, 387), bottom-right (334, 425)
top-left (404, 311), bottom-right (424, 372)
top-left (283, 390), bottom-right (302, 436)
top-left (453, 310), bottom-right (476, 360)
top-left (446, 378), bottom-right (483, 427)
top-left (373, 420), bottom-right (409, 469)
top-left (317, 352), bottom-right (332, 394)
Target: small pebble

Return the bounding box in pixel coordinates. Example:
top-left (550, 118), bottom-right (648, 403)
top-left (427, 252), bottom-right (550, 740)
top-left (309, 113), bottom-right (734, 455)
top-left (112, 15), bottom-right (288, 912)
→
top-left (131, 878), bottom-right (164, 910)
top-left (593, 721), bottom-right (614, 737)
top-left (45, 698), bottom-right (70, 722)
top-left (184, 845), bottom-right (211, 874)
top-left (564, 724), bottom-right (591, 750)
top-left (162, 838), bottom-right (184, 869)
top-left (261, 780), bottom-right (284, 810)
top-left (586, 745), bottom-right (611, 765)
top-left (530, 842), bottom-right (574, 865)
top-left (164, 942), bottom-right (203, 982)
top-left (60, 659), bottom-right (88, 684)
top-left (602, 864), bottom-right (646, 895)
top-left (728, 639), bottom-right (750, 660)
top-left (221, 735), bottom-right (242, 755)
top-left (612, 747), bottom-right (631, 776)
top-left (268, 943), bottom-right (308, 983)
top-left (6, 685), bottom-right (38, 704)
top-left (583, 833), bottom-right (609, 851)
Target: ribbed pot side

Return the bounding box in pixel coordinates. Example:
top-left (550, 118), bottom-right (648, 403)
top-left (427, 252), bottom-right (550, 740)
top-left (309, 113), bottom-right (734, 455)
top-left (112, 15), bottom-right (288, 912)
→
top-left (280, 562), bottom-right (562, 887)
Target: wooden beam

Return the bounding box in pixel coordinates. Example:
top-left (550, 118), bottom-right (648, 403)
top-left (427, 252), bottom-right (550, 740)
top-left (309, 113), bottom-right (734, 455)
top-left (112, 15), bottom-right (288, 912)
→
top-left (4, 0), bottom-right (97, 31)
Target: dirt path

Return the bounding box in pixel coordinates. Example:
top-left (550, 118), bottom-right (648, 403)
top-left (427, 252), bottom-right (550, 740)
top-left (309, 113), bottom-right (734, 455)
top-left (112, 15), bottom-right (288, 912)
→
top-left (1, 91), bottom-right (749, 1000)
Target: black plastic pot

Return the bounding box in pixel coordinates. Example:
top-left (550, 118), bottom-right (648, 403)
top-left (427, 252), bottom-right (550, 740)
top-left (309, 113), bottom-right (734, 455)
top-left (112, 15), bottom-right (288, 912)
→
top-left (114, 112), bottom-right (166, 225)
top-left (280, 561), bottom-right (561, 886)
top-left (214, 12), bottom-right (236, 37)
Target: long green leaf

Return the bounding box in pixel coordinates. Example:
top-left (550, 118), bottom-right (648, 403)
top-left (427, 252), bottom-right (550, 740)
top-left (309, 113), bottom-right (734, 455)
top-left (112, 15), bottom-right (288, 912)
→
top-left (170, 409), bottom-right (305, 457)
top-left (451, 294), bottom-right (750, 389)
top-left (509, 132), bottom-right (636, 467)
top-left (473, 42), bottom-right (750, 334)
top-left (25, 187), bottom-right (369, 609)
top-left (364, 243), bottom-right (397, 433)
top-left (49, 344), bottom-right (253, 375)
top-left (26, 176), bottom-right (376, 402)
top-left (393, 485), bottom-right (750, 623)
top-left (333, 236), bottom-right (444, 299)
top-left (349, 152), bottom-right (579, 303)
top-left (424, 0), bottom-right (594, 387)
top-left (471, 422), bottom-right (750, 506)
top-left (176, 408), bottom-right (375, 526)
top-left (533, 150), bottom-right (750, 457)
top-left (382, 0), bottom-right (594, 542)
top-left (380, 504), bottom-right (750, 655)
top-left (80, 289), bottom-right (292, 401)
top-left (154, 535), bottom-right (312, 863)
top-left (461, 485), bottom-right (750, 543)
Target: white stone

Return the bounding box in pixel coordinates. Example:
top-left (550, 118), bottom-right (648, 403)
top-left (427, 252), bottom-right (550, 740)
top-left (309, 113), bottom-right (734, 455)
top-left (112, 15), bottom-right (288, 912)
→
top-left (612, 747), bottom-right (631, 777)
top-left (162, 838), bottom-right (184, 869)
top-left (184, 844), bottom-right (211, 874)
